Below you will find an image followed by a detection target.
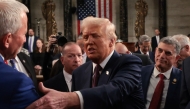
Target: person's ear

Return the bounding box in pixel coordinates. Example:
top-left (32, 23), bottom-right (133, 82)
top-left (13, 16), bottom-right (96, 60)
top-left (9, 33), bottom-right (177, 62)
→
top-left (60, 56), bottom-right (65, 65)
top-left (185, 45), bottom-right (189, 51)
top-left (109, 38), bottom-right (115, 47)
top-left (1, 33), bottom-right (12, 48)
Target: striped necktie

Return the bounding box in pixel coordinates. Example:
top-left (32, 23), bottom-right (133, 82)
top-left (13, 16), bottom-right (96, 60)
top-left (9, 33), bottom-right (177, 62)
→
top-left (9, 59), bottom-right (17, 70)
top-left (4, 60), bottom-right (8, 64)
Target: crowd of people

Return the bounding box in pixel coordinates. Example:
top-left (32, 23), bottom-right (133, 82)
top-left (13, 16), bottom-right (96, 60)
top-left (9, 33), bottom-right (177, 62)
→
top-left (1, 0), bottom-right (190, 109)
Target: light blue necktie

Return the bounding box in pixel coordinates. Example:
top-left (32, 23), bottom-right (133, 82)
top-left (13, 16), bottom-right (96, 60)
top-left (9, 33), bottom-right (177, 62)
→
top-left (9, 59), bottom-right (17, 70)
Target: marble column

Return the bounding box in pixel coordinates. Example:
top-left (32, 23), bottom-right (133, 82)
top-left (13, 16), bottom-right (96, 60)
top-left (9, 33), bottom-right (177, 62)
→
top-left (64, 0), bottom-right (73, 41)
top-left (120, 0), bottom-right (128, 42)
top-left (159, 0), bottom-right (167, 38)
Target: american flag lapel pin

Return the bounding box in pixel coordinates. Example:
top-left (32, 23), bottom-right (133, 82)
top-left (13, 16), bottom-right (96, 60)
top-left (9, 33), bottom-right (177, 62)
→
top-left (106, 71), bottom-right (109, 75)
top-left (172, 78), bottom-right (177, 84)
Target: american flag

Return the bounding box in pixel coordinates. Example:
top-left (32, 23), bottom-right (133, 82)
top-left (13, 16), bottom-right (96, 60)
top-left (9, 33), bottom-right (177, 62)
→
top-left (77, 0), bottom-right (112, 35)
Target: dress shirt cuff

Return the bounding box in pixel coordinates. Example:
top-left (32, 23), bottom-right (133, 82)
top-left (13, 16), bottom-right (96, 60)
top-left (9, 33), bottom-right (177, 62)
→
top-left (75, 91), bottom-right (84, 109)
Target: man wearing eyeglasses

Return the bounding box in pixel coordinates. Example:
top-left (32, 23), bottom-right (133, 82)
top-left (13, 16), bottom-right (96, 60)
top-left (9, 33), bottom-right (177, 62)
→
top-left (135, 35), bottom-right (155, 63)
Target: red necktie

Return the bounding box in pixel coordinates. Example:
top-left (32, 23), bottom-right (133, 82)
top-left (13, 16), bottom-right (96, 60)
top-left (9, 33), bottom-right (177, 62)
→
top-left (149, 74), bottom-right (165, 109)
top-left (4, 60), bottom-right (8, 65)
top-left (92, 64), bottom-right (102, 87)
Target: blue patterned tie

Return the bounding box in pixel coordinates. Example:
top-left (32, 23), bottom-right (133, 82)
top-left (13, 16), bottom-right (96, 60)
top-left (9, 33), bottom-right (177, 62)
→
top-left (10, 59), bottom-right (17, 70)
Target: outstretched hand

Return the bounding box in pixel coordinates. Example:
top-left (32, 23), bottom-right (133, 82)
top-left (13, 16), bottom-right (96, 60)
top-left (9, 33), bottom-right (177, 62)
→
top-left (26, 82), bottom-right (80, 109)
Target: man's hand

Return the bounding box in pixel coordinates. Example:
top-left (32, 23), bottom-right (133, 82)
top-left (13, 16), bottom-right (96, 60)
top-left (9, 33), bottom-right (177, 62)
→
top-left (26, 82), bottom-right (80, 109)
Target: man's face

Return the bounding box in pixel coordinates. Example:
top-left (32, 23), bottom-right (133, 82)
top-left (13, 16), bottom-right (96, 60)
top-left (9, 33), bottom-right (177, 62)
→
top-left (139, 41), bottom-right (151, 54)
top-left (28, 29), bottom-right (34, 36)
top-left (8, 12), bottom-right (27, 58)
top-left (155, 42), bottom-right (177, 72)
top-left (155, 29), bottom-right (160, 36)
top-left (61, 44), bottom-right (83, 74)
top-left (82, 25), bottom-right (114, 64)
top-left (179, 45), bottom-right (189, 60)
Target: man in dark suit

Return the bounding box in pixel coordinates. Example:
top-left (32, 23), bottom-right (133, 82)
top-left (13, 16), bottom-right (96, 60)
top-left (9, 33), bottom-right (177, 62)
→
top-left (0, 1), bottom-right (39, 108)
top-left (17, 51), bottom-right (38, 89)
top-left (23, 28), bottom-right (39, 58)
top-left (27, 17), bottom-right (145, 109)
top-left (135, 34), bottom-right (155, 62)
top-left (141, 36), bottom-right (181, 109)
top-left (44, 42), bottom-right (83, 92)
top-left (115, 42), bottom-right (153, 66)
top-left (151, 29), bottom-right (160, 53)
top-left (180, 56), bottom-right (190, 109)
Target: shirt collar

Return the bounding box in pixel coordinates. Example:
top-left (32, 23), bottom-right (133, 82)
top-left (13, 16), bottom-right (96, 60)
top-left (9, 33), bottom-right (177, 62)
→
top-left (0, 53), bottom-right (4, 60)
top-left (140, 49), bottom-right (149, 55)
top-left (82, 52), bottom-right (86, 57)
top-left (14, 56), bottom-right (19, 63)
top-left (92, 50), bottom-right (114, 72)
top-left (153, 66), bottom-right (172, 79)
top-left (63, 69), bottom-right (72, 82)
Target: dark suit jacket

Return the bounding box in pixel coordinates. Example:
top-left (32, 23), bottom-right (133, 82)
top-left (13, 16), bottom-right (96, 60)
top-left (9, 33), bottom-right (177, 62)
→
top-left (151, 36), bottom-right (158, 52)
top-left (141, 65), bottom-right (181, 109)
top-left (49, 59), bottom-right (63, 78)
top-left (44, 72), bottom-right (69, 92)
top-left (133, 53), bottom-right (153, 66)
top-left (180, 57), bottom-right (190, 109)
top-left (17, 52), bottom-right (38, 90)
top-left (72, 51), bottom-right (145, 109)
top-left (0, 56), bottom-right (39, 109)
top-left (23, 36), bottom-right (38, 53)
top-left (134, 50), bottom-right (155, 63)
top-left (49, 56), bottom-right (90, 78)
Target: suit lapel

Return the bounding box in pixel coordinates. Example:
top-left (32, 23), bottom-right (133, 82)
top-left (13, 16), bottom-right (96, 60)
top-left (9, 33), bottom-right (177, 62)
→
top-left (165, 68), bottom-right (180, 108)
top-left (61, 72), bottom-right (69, 92)
top-left (83, 62), bottom-right (93, 88)
top-left (17, 53), bottom-right (32, 77)
top-left (33, 37), bottom-right (37, 51)
top-left (98, 51), bottom-right (120, 85)
top-left (142, 65), bottom-right (154, 101)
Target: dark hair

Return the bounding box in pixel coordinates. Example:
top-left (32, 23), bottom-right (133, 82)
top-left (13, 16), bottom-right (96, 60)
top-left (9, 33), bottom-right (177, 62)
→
top-left (187, 34), bottom-right (190, 38)
top-left (34, 38), bottom-right (46, 53)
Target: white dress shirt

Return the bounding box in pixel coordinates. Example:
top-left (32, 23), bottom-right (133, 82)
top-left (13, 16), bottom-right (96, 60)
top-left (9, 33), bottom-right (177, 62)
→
top-left (28, 36), bottom-right (34, 52)
top-left (75, 50), bottom-right (114, 109)
top-left (156, 36), bottom-right (160, 44)
top-left (82, 53), bottom-right (87, 64)
top-left (146, 66), bottom-right (172, 109)
top-left (140, 49), bottom-right (149, 55)
top-left (63, 69), bottom-right (72, 92)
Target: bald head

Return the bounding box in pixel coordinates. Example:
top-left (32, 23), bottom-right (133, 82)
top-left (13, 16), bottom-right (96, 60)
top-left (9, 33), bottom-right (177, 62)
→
top-left (115, 43), bottom-right (129, 54)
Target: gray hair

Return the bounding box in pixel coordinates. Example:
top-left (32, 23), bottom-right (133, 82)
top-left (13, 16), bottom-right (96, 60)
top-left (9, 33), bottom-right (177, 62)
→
top-left (0, 0), bottom-right (29, 37)
top-left (160, 36), bottom-right (181, 55)
top-left (138, 35), bottom-right (151, 45)
top-left (81, 17), bottom-right (117, 40)
top-left (172, 34), bottom-right (190, 48)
